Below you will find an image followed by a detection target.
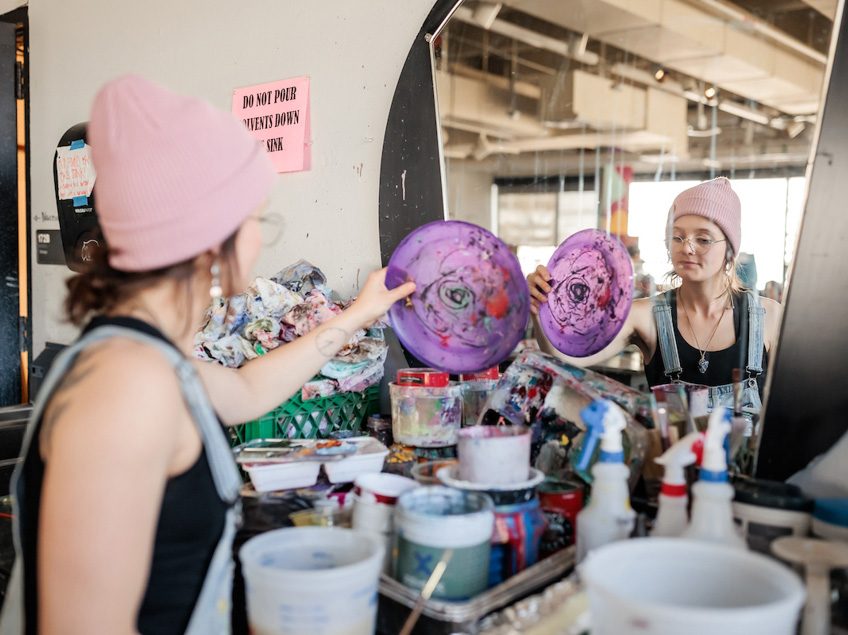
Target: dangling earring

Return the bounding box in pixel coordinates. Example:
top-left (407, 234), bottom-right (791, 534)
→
top-left (209, 261), bottom-right (223, 299)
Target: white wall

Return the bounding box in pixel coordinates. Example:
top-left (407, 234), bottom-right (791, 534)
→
top-left (26, 0), bottom-right (437, 352)
top-left (446, 158), bottom-right (493, 230)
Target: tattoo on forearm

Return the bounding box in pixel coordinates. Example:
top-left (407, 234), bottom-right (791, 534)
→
top-left (315, 327), bottom-right (351, 358)
top-left (40, 350), bottom-right (98, 454)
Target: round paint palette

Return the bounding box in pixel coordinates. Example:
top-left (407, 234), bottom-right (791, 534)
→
top-left (539, 229), bottom-right (633, 357)
top-left (386, 220), bottom-right (529, 374)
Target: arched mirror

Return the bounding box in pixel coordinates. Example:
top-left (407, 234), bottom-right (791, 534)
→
top-left (381, 0), bottom-right (846, 479)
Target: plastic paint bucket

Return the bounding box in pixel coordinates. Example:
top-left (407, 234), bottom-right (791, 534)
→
top-left (354, 472), bottom-right (419, 505)
top-left (240, 527), bottom-right (384, 635)
top-left (389, 382), bottom-right (463, 447)
top-left (394, 486), bottom-right (494, 600)
top-left (457, 425), bottom-right (531, 485)
top-left (410, 459), bottom-right (458, 486)
top-left (581, 538), bottom-right (805, 635)
top-left (460, 379), bottom-right (497, 426)
top-left (732, 479), bottom-right (813, 554)
top-left (812, 498), bottom-right (848, 542)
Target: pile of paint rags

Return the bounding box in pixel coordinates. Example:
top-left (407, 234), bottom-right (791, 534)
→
top-left (194, 259), bottom-right (387, 399)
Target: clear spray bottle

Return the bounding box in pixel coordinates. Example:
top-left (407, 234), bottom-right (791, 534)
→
top-left (681, 407), bottom-right (747, 549)
top-left (651, 431), bottom-right (702, 538)
top-left (575, 400), bottom-right (636, 562)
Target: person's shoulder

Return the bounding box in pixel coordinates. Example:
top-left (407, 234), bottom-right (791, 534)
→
top-left (758, 295), bottom-right (781, 313)
top-left (45, 338), bottom-right (183, 445)
top-left (632, 294), bottom-right (666, 316)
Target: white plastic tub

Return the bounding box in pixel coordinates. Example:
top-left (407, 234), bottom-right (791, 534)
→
top-left (324, 443), bottom-right (389, 483)
top-left (240, 527), bottom-right (384, 635)
top-left (581, 538), bottom-right (805, 635)
top-left (242, 461), bottom-right (321, 493)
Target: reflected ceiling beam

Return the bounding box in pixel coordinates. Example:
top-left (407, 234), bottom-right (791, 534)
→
top-left (690, 0), bottom-right (828, 65)
top-left (799, 0), bottom-right (838, 19)
top-left (452, 5), bottom-right (600, 66)
top-left (608, 62), bottom-right (803, 131)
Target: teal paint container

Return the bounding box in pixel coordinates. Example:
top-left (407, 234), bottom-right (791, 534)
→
top-left (393, 486), bottom-right (494, 600)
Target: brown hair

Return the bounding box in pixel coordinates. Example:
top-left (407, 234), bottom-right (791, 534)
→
top-left (65, 229), bottom-right (241, 328)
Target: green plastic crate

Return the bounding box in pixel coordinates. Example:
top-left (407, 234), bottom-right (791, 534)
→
top-left (229, 385), bottom-right (380, 445)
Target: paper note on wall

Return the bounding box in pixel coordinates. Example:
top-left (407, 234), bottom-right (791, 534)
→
top-left (232, 76), bottom-right (311, 173)
top-left (56, 142), bottom-right (96, 202)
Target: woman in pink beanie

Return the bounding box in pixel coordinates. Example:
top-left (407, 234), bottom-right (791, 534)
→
top-left (6, 75), bottom-right (414, 635)
top-left (528, 177), bottom-right (782, 419)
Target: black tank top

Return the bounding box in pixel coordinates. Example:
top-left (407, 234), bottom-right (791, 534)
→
top-left (20, 316), bottom-right (228, 635)
top-left (644, 291), bottom-right (768, 396)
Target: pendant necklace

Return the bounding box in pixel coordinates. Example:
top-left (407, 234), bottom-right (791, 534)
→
top-left (680, 292), bottom-right (728, 374)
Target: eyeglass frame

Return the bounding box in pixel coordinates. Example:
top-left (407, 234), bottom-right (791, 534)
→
top-left (249, 211), bottom-right (284, 247)
top-left (665, 234), bottom-right (726, 255)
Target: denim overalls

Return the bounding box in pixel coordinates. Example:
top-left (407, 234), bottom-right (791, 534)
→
top-left (652, 289), bottom-right (766, 420)
top-left (1, 325), bottom-right (242, 634)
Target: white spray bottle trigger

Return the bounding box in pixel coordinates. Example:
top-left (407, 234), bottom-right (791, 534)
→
top-left (655, 431), bottom-right (702, 489)
top-left (701, 407), bottom-right (732, 479)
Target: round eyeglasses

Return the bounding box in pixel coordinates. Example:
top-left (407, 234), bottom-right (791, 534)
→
top-left (666, 235), bottom-right (725, 255)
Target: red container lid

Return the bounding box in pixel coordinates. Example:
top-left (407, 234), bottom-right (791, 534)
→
top-left (459, 367), bottom-right (500, 382)
top-left (396, 368), bottom-right (450, 387)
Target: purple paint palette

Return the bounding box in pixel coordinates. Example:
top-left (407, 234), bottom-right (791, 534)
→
top-left (386, 220), bottom-right (529, 374)
top-left (539, 229), bottom-right (633, 357)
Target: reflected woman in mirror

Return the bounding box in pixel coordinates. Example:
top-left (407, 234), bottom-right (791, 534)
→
top-left (527, 177), bottom-right (782, 417)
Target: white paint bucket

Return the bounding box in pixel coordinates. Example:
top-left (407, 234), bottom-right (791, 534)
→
top-left (240, 527), bottom-right (384, 635)
top-left (457, 425), bottom-right (531, 485)
top-left (581, 538), bottom-right (805, 635)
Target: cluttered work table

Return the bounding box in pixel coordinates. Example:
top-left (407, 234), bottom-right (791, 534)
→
top-left (201, 212), bottom-right (845, 635)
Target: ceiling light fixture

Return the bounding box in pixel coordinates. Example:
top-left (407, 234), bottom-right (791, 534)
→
top-left (704, 86), bottom-right (717, 100)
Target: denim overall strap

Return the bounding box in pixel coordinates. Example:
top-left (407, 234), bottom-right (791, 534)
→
top-left (652, 290), bottom-right (682, 379)
top-left (745, 290), bottom-right (766, 376)
top-left (3, 325), bottom-right (241, 635)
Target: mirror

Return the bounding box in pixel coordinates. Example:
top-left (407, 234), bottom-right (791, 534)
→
top-left (439, 0), bottom-right (833, 286)
top-left (436, 1), bottom-right (834, 383)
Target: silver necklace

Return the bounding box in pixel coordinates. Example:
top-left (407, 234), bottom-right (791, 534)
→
top-left (679, 292), bottom-right (729, 374)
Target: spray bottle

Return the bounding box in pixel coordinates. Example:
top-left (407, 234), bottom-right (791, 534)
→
top-left (651, 432), bottom-right (702, 537)
top-left (575, 400), bottom-right (636, 562)
top-left (681, 406), bottom-right (747, 549)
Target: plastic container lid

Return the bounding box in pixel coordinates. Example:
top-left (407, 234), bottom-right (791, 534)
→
top-left (396, 368), bottom-right (450, 387)
top-left (733, 478), bottom-right (814, 513)
top-left (459, 367), bottom-right (500, 381)
top-left (813, 498), bottom-right (848, 528)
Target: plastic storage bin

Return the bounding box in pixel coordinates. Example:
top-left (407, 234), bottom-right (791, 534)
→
top-left (389, 382), bottom-right (462, 448)
top-left (230, 385), bottom-right (379, 445)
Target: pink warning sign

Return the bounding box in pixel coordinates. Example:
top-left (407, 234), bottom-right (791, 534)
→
top-left (232, 76), bottom-right (310, 173)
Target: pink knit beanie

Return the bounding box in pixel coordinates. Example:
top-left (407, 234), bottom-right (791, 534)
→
top-left (668, 177), bottom-right (741, 255)
top-left (88, 75), bottom-right (276, 271)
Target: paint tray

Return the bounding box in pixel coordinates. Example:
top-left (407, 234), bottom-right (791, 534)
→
top-left (376, 546), bottom-right (575, 634)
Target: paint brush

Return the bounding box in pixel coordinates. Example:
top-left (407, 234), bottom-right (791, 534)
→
top-left (399, 548), bottom-right (454, 635)
top-left (732, 368), bottom-right (743, 417)
top-left (649, 393), bottom-right (670, 451)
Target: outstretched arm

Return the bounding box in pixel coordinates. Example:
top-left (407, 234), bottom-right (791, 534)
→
top-left (194, 268), bottom-right (415, 425)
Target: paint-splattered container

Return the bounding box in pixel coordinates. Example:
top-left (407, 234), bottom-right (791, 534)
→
top-left (460, 380), bottom-right (498, 427)
top-left (389, 382), bottom-right (463, 448)
top-left (394, 486), bottom-right (494, 600)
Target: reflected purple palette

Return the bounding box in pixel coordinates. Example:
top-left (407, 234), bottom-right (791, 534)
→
top-left (539, 229), bottom-right (633, 357)
top-left (386, 220), bottom-right (529, 373)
